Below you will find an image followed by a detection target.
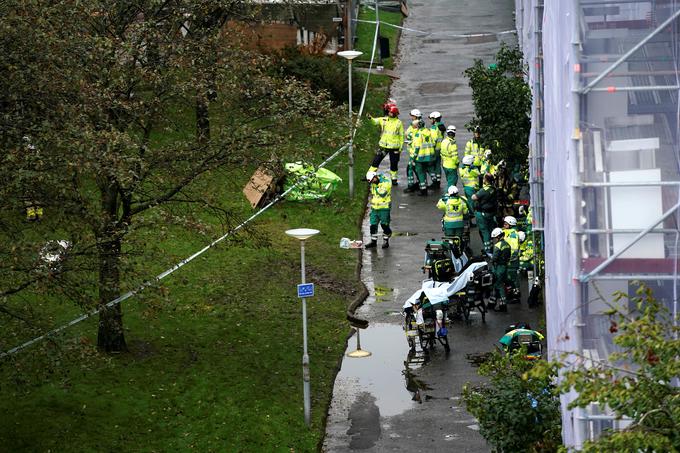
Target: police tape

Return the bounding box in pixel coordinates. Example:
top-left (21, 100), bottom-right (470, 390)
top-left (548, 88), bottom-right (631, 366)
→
top-left (3, 9), bottom-right (385, 358)
top-left (353, 14), bottom-right (381, 137)
top-left (0, 143), bottom-right (350, 358)
top-left (354, 19), bottom-right (516, 40)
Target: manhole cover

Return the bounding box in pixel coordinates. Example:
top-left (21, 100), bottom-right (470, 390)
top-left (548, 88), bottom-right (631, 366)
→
top-left (418, 81), bottom-right (459, 95)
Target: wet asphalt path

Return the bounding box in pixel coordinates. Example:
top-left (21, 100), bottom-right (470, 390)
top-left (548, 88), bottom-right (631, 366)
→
top-left (323, 2), bottom-right (541, 452)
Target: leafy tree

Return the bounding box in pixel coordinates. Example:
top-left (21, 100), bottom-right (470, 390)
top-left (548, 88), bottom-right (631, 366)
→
top-left (464, 43), bottom-right (532, 166)
top-left (530, 283), bottom-right (680, 452)
top-left (0, 0), bottom-right (341, 352)
top-left (463, 350), bottom-right (562, 452)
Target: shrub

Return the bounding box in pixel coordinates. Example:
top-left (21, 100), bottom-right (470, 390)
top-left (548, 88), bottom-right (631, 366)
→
top-left (464, 43), bottom-right (532, 167)
top-left (463, 350), bottom-right (562, 452)
top-left (274, 46), bottom-right (363, 107)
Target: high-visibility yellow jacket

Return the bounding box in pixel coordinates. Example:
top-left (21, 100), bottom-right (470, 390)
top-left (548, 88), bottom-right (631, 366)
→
top-left (504, 227), bottom-right (520, 259)
top-left (430, 123), bottom-right (444, 152)
top-left (440, 137), bottom-right (459, 169)
top-left (526, 207), bottom-right (533, 232)
top-left (480, 158), bottom-right (497, 176)
top-left (520, 239), bottom-right (534, 264)
top-left (405, 125), bottom-right (417, 158)
top-left (371, 116), bottom-right (404, 150)
top-left (459, 165), bottom-right (480, 190)
top-left (413, 128), bottom-right (435, 162)
top-left (465, 140), bottom-right (485, 167)
top-left (371, 174), bottom-right (392, 210)
top-left (436, 195), bottom-right (468, 227)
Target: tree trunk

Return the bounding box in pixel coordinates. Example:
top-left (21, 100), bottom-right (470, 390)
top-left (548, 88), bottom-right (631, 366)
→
top-left (96, 234), bottom-right (127, 352)
top-left (196, 95), bottom-right (210, 145)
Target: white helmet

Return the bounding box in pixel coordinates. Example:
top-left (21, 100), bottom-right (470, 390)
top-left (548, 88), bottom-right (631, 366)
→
top-left (491, 228), bottom-right (504, 238)
top-left (429, 111), bottom-right (442, 120)
top-left (518, 231), bottom-right (526, 242)
top-left (484, 149), bottom-right (492, 158)
top-left (410, 108), bottom-right (422, 118)
top-left (462, 155), bottom-right (474, 166)
top-left (446, 125), bottom-right (457, 134)
top-left (366, 171), bottom-right (377, 181)
top-left (447, 185), bottom-right (458, 196)
top-left (504, 216), bottom-right (517, 226)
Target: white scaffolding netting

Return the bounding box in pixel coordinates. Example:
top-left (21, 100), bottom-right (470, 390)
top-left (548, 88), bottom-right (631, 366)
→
top-left (517, 0), bottom-right (680, 448)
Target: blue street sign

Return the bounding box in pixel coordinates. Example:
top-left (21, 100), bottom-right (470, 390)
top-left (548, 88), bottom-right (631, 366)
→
top-left (297, 283), bottom-right (314, 298)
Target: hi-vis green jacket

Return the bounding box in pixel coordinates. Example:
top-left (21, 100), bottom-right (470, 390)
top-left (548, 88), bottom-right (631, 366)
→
top-left (371, 116), bottom-right (404, 150)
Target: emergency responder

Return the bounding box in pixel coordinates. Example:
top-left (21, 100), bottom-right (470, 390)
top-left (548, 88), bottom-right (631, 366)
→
top-left (436, 185), bottom-right (468, 240)
top-left (480, 149), bottom-right (497, 177)
top-left (413, 119), bottom-right (436, 196)
top-left (404, 109), bottom-right (423, 193)
top-left (518, 231), bottom-right (534, 273)
top-left (440, 125), bottom-right (459, 189)
top-left (490, 227), bottom-right (511, 312)
top-left (465, 126), bottom-right (485, 168)
top-left (471, 173), bottom-right (497, 256)
top-left (503, 215), bottom-right (521, 300)
top-left (365, 171), bottom-right (393, 249)
top-left (428, 112), bottom-right (446, 189)
top-left (459, 155), bottom-right (480, 202)
top-left (368, 105), bottom-right (404, 186)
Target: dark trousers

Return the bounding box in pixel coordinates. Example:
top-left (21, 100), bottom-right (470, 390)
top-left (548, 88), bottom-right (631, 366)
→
top-left (371, 147), bottom-right (400, 173)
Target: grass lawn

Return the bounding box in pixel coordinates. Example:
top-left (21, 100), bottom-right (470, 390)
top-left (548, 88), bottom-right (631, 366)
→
top-left (0, 13), bottom-right (403, 453)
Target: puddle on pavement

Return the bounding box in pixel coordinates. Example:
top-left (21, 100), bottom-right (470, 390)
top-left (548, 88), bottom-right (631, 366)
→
top-left (339, 323), bottom-right (431, 417)
top-left (465, 352), bottom-right (494, 367)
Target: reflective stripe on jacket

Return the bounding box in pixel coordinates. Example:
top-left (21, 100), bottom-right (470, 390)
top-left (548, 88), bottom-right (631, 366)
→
top-left (414, 128), bottom-right (435, 162)
top-left (436, 195), bottom-right (468, 226)
top-left (504, 228), bottom-right (520, 256)
top-left (459, 166), bottom-right (480, 189)
top-left (371, 174), bottom-right (392, 210)
top-left (520, 240), bottom-right (534, 263)
top-left (464, 140), bottom-right (485, 167)
top-left (440, 137), bottom-right (459, 169)
top-left (372, 116), bottom-right (404, 150)
top-left (405, 125), bottom-right (417, 158)
top-left (430, 123), bottom-right (444, 152)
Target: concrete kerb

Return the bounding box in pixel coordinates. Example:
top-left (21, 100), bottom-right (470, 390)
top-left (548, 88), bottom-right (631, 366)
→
top-left (318, 189), bottom-right (370, 449)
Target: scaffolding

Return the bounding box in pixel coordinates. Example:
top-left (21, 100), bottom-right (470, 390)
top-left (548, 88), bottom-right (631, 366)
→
top-left (516, 0), bottom-right (680, 448)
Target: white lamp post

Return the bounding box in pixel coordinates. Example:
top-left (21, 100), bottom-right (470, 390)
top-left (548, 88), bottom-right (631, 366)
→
top-left (285, 227), bottom-right (320, 427)
top-left (337, 50), bottom-right (363, 198)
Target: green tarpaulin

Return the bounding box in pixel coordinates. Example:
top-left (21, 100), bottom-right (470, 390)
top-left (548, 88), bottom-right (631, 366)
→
top-left (284, 162), bottom-right (343, 201)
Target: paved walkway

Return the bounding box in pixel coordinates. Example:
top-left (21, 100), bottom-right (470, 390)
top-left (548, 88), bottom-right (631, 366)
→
top-left (323, 2), bottom-right (539, 452)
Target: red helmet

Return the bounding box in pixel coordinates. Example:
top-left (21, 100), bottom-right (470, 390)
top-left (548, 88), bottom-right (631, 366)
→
top-left (388, 105), bottom-right (400, 115)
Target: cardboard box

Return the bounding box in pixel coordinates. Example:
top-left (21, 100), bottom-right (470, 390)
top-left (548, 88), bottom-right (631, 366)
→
top-left (243, 166), bottom-right (278, 209)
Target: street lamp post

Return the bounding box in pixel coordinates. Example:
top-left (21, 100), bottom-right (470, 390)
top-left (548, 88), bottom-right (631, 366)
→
top-left (337, 50), bottom-right (363, 198)
top-left (285, 228), bottom-right (320, 427)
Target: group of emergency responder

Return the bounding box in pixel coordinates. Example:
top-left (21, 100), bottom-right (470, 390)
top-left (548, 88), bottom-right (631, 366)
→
top-left (366, 100), bottom-right (536, 311)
